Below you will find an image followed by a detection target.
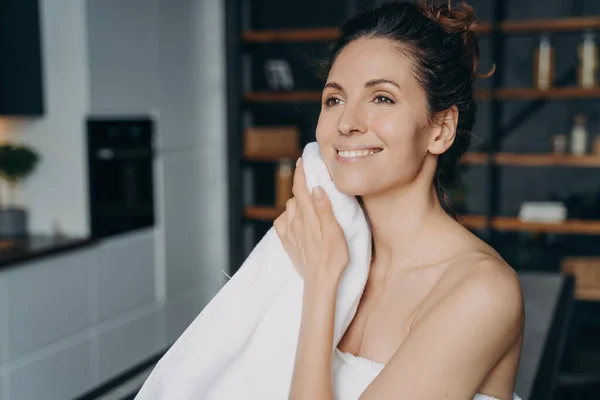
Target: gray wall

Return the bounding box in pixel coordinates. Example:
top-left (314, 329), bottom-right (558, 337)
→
top-left (87, 0), bottom-right (160, 115)
top-left (155, 0), bottom-right (228, 304)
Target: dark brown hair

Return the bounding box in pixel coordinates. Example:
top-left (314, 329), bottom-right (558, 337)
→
top-left (321, 0), bottom-right (483, 218)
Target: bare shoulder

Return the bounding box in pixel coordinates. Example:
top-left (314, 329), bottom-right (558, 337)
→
top-left (362, 243), bottom-right (525, 399)
top-left (425, 218), bottom-right (525, 333)
top-left (460, 255), bottom-right (524, 319)
top-left (441, 246), bottom-right (525, 342)
top-left (411, 220), bottom-right (525, 345)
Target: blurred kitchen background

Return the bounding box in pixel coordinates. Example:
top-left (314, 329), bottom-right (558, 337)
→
top-left (0, 0), bottom-right (600, 399)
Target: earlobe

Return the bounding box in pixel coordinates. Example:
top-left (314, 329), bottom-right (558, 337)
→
top-left (428, 106), bottom-right (458, 155)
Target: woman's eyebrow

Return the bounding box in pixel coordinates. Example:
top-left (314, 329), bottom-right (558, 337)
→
top-left (324, 79), bottom-right (401, 91)
top-left (365, 78), bottom-right (401, 90)
top-left (323, 81), bottom-right (344, 90)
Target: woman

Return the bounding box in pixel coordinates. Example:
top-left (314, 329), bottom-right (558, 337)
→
top-left (273, 1), bottom-right (524, 399)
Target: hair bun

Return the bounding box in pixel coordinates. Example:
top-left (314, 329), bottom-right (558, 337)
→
top-left (419, 0), bottom-right (492, 79)
top-left (420, 0), bottom-right (477, 37)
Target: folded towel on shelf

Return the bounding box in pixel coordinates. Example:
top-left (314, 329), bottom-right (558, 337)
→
top-left (135, 141), bottom-right (372, 399)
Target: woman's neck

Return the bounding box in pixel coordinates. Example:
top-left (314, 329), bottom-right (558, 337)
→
top-left (360, 178), bottom-right (454, 275)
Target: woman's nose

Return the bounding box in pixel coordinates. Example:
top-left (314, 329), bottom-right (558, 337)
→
top-left (337, 102), bottom-right (367, 136)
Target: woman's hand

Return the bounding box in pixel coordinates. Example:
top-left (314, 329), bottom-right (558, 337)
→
top-left (274, 158), bottom-right (349, 287)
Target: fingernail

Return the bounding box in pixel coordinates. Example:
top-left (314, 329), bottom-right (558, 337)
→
top-left (312, 186), bottom-right (324, 200)
top-left (296, 157), bottom-right (301, 167)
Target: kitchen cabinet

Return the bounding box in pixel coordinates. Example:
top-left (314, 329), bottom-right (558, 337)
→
top-left (0, 0), bottom-right (44, 115)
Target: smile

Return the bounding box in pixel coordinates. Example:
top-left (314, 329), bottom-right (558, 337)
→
top-left (336, 148), bottom-right (383, 162)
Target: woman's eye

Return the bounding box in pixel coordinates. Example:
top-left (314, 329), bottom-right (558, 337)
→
top-left (324, 97), bottom-right (342, 107)
top-left (374, 95), bottom-right (394, 104)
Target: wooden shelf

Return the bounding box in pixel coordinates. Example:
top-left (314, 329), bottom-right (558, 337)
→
top-left (244, 205), bottom-right (284, 221)
top-left (244, 91), bottom-right (322, 103)
top-left (462, 152), bottom-right (600, 167)
top-left (242, 17), bottom-right (600, 43)
top-left (494, 87), bottom-right (600, 100)
top-left (461, 152), bottom-right (490, 165)
top-left (459, 214), bottom-right (488, 230)
top-left (463, 216), bottom-right (600, 235)
top-left (243, 28), bottom-right (339, 42)
top-left (561, 257), bottom-right (600, 301)
top-left (245, 207), bottom-right (600, 235)
top-left (573, 289), bottom-right (600, 302)
top-left (495, 153), bottom-right (600, 167)
top-left (493, 217), bottom-right (600, 234)
top-left (458, 17), bottom-right (600, 34)
top-left (243, 151), bottom-right (301, 162)
top-left (244, 206), bottom-right (600, 235)
top-left (494, 15), bottom-right (600, 33)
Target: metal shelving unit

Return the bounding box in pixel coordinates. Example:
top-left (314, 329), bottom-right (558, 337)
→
top-left (226, 0), bottom-right (600, 275)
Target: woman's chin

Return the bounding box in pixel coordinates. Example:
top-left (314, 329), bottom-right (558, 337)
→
top-left (332, 177), bottom-right (372, 197)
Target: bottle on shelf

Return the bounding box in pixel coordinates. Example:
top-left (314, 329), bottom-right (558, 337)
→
top-left (533, 34), bottom-right (554, 90)
top-left (577, 30), bottom-right (598, 89)
top-left (275, 158), bottom-right (294, 208)
top-left (551, 133), bottom-right (567, 154)
top-left (570, 114), bottom-right (589, 156)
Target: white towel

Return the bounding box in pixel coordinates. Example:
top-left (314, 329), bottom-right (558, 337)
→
top-left (135, 141), bottom-right (372, 399)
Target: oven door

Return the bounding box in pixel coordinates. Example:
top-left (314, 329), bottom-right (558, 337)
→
top-left (87, 118), bottom-right (155, 238)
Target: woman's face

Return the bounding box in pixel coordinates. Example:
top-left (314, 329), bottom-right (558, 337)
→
top-left (316, 37), bottom-right (437, 196)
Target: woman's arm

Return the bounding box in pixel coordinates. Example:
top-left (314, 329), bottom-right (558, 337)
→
top-left (289, 277), bottom-right (339, 400)
top-left (273, 158), bottom-right (350, 400)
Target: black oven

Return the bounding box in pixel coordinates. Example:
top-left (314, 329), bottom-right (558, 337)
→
top-left (87, 117), bottom-right (155, 238)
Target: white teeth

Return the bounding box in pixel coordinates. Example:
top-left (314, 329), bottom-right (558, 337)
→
top-left (338, 149), bottom-right (377, 158)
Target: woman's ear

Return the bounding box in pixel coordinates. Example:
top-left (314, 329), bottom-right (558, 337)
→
top-left (428, 105), bottom-right (458, 155)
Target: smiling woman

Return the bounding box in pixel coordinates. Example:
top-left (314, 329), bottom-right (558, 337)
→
top-left (316, 2), bottom-right (480, 217)
top-left (281, 1), bottom-right (525, 400)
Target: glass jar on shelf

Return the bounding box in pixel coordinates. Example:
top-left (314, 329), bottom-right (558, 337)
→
top-left (570, 113), bottom-right (589, 156)
top-left (551, 133), bottom-right (567, 154)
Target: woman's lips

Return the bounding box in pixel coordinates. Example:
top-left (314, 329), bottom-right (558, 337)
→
top-left (335, 148), bottom-right (382, 163)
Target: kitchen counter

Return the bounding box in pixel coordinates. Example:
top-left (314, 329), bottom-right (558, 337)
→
top-left (0, 234), bottom-right (97, 271)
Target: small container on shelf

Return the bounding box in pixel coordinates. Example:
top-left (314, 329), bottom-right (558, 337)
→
top-left (551, 133), bottom-right (567, 154)
top-left (570, 114), bottom-right (589, 156)
top-left (275, 158), bottom-right (294, 208)
top-left (244, 126), bottom-right (300, 160)
top-left (577, 29), bottom-right (598, 89)
top-left (533, 34), bottom-right (554, 90)
top-left (518, 201), bottom-right (567, 223)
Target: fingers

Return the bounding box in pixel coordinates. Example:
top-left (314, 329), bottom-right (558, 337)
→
top-left (292, 158), bottom-right (317, 223)
top-left (273, 197), bottom-right (297, 238)
top-left (311, 185), bottom-right (340, 236)
top-left (286, 197), bottom-right (296, 224)
top-left (273, 210), bottom-right (287, 238)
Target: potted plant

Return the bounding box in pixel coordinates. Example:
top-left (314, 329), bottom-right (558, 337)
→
top-left (0, 143), bottom-right (40, 237)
